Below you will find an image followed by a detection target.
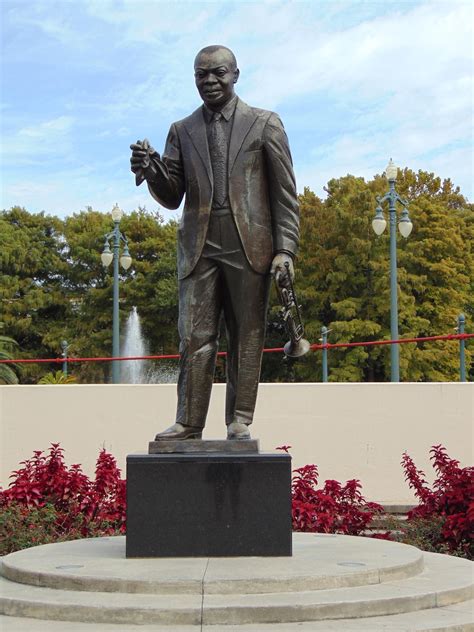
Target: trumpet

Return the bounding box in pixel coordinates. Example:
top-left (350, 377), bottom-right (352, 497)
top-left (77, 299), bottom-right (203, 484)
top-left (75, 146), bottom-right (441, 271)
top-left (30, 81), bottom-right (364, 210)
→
top-left (275, 262), bottom-right (310, 358)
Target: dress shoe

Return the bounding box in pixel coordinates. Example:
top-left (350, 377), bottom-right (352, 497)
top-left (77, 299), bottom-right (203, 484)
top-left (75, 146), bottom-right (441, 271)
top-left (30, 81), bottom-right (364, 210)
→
top-left (154, 423), bottom-right (202, 441)
top-left (227, 421), bottom-right (251, 440)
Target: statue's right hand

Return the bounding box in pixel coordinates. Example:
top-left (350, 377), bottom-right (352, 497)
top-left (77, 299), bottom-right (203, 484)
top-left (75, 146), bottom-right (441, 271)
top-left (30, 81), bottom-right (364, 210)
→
top-left (130, 139), bottom-right (159, 176)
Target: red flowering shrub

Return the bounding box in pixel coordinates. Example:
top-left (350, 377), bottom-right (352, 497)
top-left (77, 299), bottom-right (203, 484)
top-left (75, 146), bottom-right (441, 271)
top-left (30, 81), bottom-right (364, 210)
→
top-left (401, 445), bottom-right (473, 557)
top-left (291, 465), bottom-right (383, 534)
top-left (276, 446), bottom-right (383, 535)
top-left (0, 444), bottom-right (126, 554)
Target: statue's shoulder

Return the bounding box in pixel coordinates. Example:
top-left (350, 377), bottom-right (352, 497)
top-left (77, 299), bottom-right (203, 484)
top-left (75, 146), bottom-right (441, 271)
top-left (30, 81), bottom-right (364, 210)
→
top-left (239, 100), bottom-right (279, 123)
top-left (247, 104), bottom-right (274, 117)
top-left (171, 106), bottom-right (203, 130)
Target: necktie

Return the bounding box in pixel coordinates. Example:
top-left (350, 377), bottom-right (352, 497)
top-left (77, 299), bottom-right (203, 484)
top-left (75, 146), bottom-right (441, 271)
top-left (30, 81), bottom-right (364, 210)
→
top-left (209, 112), bottom-right (227, 207)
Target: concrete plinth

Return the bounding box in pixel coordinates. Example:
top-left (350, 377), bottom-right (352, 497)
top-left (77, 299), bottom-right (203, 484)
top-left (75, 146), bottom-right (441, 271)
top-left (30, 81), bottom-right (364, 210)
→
top-left (126, 452), bottom-right (292, 557)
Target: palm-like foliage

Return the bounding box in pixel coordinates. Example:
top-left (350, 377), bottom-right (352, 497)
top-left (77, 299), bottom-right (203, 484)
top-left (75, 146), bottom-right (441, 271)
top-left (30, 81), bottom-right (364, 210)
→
top-left (0, 335), bottom-right (20, 384)
top-left (38, 370), bottom-right (77, 384)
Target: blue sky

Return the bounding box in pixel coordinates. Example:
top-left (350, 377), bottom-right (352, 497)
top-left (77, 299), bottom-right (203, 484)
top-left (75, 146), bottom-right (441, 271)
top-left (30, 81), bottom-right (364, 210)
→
top-left (1, 0), bottom-right (472, 220)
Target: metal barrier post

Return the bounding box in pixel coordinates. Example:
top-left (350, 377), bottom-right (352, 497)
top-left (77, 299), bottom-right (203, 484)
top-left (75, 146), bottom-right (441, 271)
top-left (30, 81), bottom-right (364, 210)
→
top-left (321, 326), bottom-right (329, 383)
top-left (61, 340), bottom-right (69, 377)
top-left (458, 314), bottom-right (466, 382)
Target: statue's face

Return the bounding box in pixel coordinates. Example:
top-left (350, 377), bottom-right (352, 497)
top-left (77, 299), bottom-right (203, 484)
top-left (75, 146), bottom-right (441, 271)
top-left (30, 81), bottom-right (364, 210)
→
top-left (194, 49), bottom-right (239, 110)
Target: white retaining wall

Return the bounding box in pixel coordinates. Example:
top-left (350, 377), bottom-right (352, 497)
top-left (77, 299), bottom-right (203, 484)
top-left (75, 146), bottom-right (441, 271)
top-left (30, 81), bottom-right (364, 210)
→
top-left (0, 383), bottom-right (472, 504)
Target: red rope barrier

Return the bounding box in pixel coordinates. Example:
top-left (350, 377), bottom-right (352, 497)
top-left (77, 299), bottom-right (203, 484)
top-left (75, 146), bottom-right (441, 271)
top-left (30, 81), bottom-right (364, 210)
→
top-left (310, 332), bottom-right (474, 351)
top-left (0, 333), bottom-right (472, 365)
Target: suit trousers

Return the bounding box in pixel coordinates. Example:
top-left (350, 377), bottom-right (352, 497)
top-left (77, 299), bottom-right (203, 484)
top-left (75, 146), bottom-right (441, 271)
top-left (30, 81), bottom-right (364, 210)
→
top-left (175, 210), bottom-right (271, 429)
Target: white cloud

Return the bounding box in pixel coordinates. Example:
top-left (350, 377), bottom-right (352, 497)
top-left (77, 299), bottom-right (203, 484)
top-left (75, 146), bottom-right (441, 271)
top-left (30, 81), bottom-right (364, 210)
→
top-left (1, 160), bottom-right (177, 221)
top-left (18, 115), bottom-right (74, 139)
top-left (1, 116), bottom-right (76, 165)
top-left (255, 1), bottom-right (473, 199)
top-left (6, 3), bottom-right (87, 48)
top-left (1, 0), bottom-right (472, 215)
top-left (84, 0), bottom-right (214, 41)
top-left (95, 73), bottom-right (197, 123)
top-left (91, 1), bottom-right (473, 187)
top-left (240, 2), bottom-right (472, 108)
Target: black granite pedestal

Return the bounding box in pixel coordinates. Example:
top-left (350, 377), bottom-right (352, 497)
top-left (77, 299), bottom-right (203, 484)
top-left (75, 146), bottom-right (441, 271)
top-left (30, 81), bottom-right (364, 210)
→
top-left (126, 452), bottom-right (292, 557)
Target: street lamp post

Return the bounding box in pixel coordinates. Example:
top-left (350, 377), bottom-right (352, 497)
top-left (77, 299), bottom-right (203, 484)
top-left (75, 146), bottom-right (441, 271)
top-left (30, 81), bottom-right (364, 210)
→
top-left (372, 160), bottom-right (413, 382)
top-left (61, 340), bottom-right (69, 377)
top-left (101, 204), bottom-right (132, 384)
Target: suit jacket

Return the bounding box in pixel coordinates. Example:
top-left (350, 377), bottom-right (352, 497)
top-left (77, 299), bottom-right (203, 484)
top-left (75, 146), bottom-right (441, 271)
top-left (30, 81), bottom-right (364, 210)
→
top-left (147, 97), bottom-right (299, 279)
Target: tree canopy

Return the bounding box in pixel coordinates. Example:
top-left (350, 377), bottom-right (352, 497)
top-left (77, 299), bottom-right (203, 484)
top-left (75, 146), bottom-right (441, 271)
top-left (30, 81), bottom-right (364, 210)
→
top-left (1, 169), bottom-right (472, 383)
top-left (292, 170), bottom-right (473, 382)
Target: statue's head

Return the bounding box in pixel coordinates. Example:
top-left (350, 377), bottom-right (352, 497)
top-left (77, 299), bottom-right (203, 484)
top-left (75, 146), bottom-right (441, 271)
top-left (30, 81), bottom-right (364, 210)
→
top-left (194, 45), bottom-right (239, 110)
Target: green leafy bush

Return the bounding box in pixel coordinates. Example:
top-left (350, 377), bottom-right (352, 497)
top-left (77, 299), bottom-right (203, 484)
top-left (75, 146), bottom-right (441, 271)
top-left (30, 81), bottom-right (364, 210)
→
top-left (38, 370), bottom-right (77, 384)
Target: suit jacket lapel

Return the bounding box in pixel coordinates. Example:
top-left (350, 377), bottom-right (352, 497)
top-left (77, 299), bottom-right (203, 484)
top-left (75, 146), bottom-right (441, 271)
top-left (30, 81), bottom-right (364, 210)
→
top-left (229, 98), bottom-right (257, 174)
top-left (184, 107), bottom-right (212, 185)
top-left (183, 99), bottom-right (257, 183)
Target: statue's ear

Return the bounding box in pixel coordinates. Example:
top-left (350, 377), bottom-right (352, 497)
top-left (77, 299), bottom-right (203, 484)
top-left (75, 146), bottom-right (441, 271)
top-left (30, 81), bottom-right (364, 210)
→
top-left (233, 68), bottom-right (240, 84)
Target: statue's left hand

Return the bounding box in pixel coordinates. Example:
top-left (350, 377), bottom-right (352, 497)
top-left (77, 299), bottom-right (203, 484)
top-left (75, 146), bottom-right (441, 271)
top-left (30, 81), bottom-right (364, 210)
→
top-left (270, 252), bottom-right (294, 286)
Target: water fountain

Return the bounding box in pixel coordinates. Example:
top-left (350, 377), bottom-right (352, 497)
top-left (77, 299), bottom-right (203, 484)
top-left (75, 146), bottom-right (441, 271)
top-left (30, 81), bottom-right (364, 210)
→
top-left (121, 307), bottom-right (148, 384)
top-left (146, 361), bottom-right (179, 384)
top-left (121, 307), bottom-right (178, 384)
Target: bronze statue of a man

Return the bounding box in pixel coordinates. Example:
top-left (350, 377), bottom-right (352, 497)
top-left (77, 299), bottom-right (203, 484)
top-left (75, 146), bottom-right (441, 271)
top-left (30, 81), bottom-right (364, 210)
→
top-left (130, 45), bottom-right (299, 441)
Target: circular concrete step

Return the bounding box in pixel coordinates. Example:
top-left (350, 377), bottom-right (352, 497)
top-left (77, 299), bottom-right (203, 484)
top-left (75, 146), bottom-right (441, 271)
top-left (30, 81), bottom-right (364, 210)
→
top-left (0, 534), bottom-right (472, 627)
top-left (1, 533), bottom-right (423, 594)
top-left (2, 602), bottom-right (474, 631)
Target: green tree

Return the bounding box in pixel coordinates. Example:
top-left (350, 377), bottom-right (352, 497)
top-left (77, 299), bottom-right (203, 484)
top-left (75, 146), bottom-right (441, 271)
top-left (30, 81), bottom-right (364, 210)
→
top-left (61, 208), bottom-right (121, 383)
top-left (0, 332), bottom-right (20, 384)
top-left (295, 178), bottom-right (396, 382)
top-left (119, 208), bottom-right (179, 356)
top-left (390, 171), bottom-right (473, 380)
top-left (293, 171), bottom-right (472, 382)
top-left (2, 167), bottom-right (471, 384)
top-left (61, 207), bottom-right (179, 383)
top-left (0, 207), bottom-right (70, 383)
top-left (0, 206), bottom-right (180, 383)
